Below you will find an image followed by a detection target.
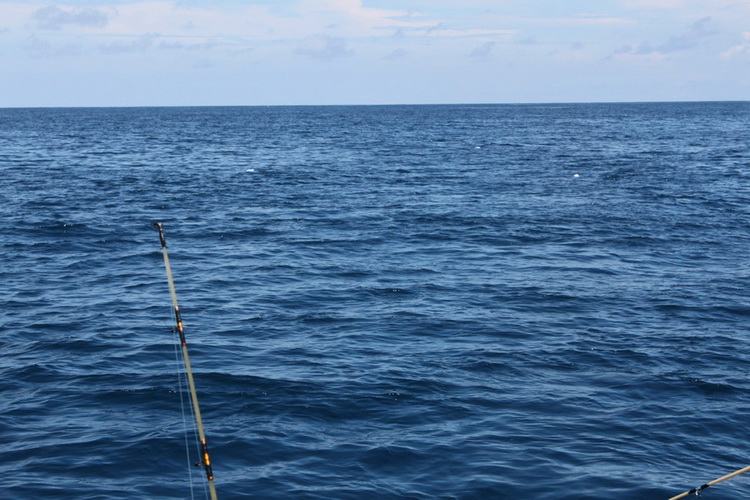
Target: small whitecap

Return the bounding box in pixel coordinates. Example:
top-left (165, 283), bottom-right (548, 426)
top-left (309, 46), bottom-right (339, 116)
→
top-left (246, 168), bottom-right (255, 172)
top-left (573, 173), bottom-right (580, 178)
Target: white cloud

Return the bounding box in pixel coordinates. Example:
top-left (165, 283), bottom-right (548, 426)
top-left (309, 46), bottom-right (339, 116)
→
top-left (564, 15), bottom-right (632, 26)
top-left (624, 0), bottom-right (686, 8)
top-left (293, 0), bottom-right (433, 37)
top-left (722, 31), bottom-right (750, 58)
top-left (393, 22), bottom-right (514, 38)
top-left (428, 27), bottom-right (515, 38)
top-left (4, 1), bottom-right (508, 42)
top-left (99, 2), bottom-right (239, 38)
top-left (2, 0), bottom-right (749, 106)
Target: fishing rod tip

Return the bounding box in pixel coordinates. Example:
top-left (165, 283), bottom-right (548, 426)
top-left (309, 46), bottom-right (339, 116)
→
top-left (153, 222), bottom-right (167, 247)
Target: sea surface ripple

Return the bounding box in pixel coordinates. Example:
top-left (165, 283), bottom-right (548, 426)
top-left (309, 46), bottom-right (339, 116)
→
top-left (2, 102), bottom-right (750, 499)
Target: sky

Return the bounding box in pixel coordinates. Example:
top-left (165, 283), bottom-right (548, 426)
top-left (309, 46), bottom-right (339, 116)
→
top-left (0, 0), bottom-right (748, 107)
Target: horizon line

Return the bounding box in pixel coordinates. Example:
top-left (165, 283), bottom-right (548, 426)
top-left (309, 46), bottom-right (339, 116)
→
top-left (1, 99), bottom-right (748, 110)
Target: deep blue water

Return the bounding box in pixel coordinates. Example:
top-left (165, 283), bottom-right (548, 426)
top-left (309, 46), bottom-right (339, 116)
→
top-left (2, 102), bottom-right (750, 499)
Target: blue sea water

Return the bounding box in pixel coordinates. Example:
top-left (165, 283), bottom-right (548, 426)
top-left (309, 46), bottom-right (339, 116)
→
top-left (1, 102), bottom-right (750, 499)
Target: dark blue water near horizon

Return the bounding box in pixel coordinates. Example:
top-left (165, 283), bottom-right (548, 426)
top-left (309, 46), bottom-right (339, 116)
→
top-left (2, 102), bottom-right (750, 499)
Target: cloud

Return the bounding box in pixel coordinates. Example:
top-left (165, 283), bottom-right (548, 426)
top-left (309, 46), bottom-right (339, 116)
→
top-left (295, 0), bottom-right (433, 38)
top-left (615, 41), bottom-right (656, 56)
top-left (658, 16), bottom-right (717, 53)
top-left (722, 31), bottom-right (750, 59)
top-left (21, 1), bottom-right (435, 49)
top-left (612, 16), bottom-right (718, 58)
top-left (32, 6), bottom-right (108, 30)
top-left (413, 24), bottom-right (514, 38)
top-left (295, 34), bottom-right (353, 59)
top-left (469, 41), bottom-right (495, 57)
top-left (540, 15), bottom-right (631, 27)
top-left (625, 0), bottom-right (686, 8)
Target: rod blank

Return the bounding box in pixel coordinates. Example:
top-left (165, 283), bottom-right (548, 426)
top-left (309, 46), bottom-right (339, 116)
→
top-left (669, 465), bottom-right (750, 500)
top-left (154, 222), bottom-right (218, 500)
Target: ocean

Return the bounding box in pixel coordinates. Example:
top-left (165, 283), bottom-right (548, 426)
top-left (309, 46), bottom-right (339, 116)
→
top-left (2, 102), bottom-right (749, 499)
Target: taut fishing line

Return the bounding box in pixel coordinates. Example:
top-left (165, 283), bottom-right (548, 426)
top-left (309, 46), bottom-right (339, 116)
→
top-left (172, 303), bottom-right (210, 500)
top-left (172, 317), bottom-right (196, 500)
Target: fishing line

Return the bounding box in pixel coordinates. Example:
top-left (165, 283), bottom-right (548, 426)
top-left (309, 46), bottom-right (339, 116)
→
top-left (172, 298), bottom-right (210, 500)
top-left (155, 222), bottom-right (218, 500)
top-left (172, 322), bottom-right (196, 500)
top-left (669, 465), bottom-right (750, 499)
top-left (175, 339), bottom-right (208, 500)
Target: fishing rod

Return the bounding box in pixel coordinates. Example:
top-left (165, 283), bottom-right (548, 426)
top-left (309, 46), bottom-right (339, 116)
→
top-left (154, 222), bottom-right (218, 500)
top-left (669, 465), bottom-right (750, 499)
